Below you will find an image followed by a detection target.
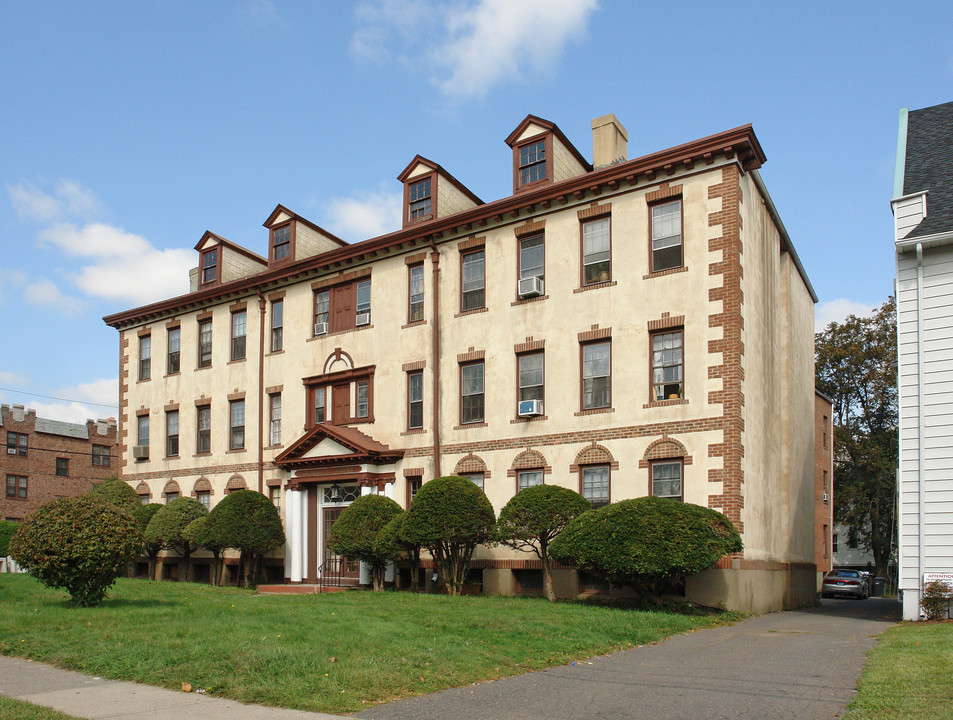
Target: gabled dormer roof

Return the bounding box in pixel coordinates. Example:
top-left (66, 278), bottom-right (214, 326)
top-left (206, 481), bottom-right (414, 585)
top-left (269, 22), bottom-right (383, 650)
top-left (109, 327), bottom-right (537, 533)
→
top-left (273, 423), bottom-right (403, 469)
top-left (505, 114), bottom-right (592, 172)
top-left (397, 155), bottom-right (484, 207)
top-left (262, 204), bottom-right (348, 247)
top-left (192, 230), bottom-right (268, 263)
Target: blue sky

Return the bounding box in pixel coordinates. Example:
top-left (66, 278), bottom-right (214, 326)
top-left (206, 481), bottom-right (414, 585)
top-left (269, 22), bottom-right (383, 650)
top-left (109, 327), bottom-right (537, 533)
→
top-left (1, 1), bottom-right (950, 423)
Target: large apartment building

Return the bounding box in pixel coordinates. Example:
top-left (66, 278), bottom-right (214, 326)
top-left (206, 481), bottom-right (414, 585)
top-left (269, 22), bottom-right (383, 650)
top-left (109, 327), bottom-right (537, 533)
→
top-left (104, 113), bottom-right (818, 612)
top-left (2, 403), bottom-right (118, 521)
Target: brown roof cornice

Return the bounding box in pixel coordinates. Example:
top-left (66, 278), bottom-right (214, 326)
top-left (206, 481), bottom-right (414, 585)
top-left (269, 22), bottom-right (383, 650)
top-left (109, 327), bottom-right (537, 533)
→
top-left (103, 124), bottom-right (766, 329)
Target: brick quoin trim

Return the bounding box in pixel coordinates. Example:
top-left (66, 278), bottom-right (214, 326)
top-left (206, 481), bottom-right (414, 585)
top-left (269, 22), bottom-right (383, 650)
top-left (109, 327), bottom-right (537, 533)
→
top-left (706, 163), bottom-right (745, 534)
top-left (119, 331), bottom-right (130, 474)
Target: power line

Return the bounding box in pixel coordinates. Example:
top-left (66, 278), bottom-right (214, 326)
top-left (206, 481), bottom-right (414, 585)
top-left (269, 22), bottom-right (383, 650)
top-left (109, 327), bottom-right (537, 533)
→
top-left (0, 387), bottom-right (118, 410)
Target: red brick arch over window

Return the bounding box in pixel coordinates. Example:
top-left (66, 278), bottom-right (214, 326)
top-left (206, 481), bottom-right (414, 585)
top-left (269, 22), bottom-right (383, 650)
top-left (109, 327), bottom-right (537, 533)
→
top-left (226, 475), bottom-right (247, 493)
top-left (569, 442), bottom-right (619, 473)
top-left (454, 453), bottom-right (490, 478)
top-left (507, 448), bottom-right (551, 478)
top-left (192, 477), bottom-right (213, 497)
top-left (136, 481), bottom-right (151, 501)
top-left (638, 436), bottom-right (692, 468)
top-left (162, 479), bottom-right (181, 497)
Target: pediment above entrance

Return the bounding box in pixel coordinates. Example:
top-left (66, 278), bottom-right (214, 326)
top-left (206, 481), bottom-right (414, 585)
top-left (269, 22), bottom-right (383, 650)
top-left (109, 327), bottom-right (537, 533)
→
top-left (274, 423), bottom-right (403, 470)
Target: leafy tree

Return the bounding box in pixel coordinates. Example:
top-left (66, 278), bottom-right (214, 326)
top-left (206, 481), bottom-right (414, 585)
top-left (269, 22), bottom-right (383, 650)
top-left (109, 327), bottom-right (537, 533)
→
top-left (206, 490), bottom-right (284, 588)
top-left (144, 497), bottom-right (208, 582)
top-left (0, 519), bottom-right (18, 557)
top-left (88, 476), bottom-right (139, 512)
top-left (327, 494), bottom-right (403, 591)
top-left (549, 496), bottom-right (742, 603)
top-left (402, 475), bottom-right (495, 596)
top-left (131, 503), bottom-right (163, 580)
top-left (184, 516), bottom-right (226, 586)
top-left (376, 511), bottom-right (422, 591)
top-left (815, 296), bottom-right (897, 577)
top-left (8, 496), bottom-right (143, 606)
top-left (496, 484), bottom-right (591, 601)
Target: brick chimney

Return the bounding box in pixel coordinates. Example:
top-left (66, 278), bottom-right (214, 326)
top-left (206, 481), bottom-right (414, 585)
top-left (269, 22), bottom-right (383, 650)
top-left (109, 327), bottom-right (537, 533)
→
top-left (591, 114), bottom-right (628, 169)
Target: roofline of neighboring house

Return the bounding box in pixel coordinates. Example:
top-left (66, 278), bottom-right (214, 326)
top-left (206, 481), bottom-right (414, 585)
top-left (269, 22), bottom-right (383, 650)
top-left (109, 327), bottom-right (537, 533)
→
top-left (896, 228), bottom-right (953, 253)
top-left (815, 388), bottom-right (834, 404)
top-left (892, 107), bottom-right (909, 201)
top-left (104, 123), bottom-right (811, 329)
top-left (750, 170), bottom-right (818, 303)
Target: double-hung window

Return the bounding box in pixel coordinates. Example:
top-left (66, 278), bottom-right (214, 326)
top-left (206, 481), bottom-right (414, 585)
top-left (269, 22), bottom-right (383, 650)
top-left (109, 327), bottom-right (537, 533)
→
top-left (582, 217), bottom-right (611, 285)
top-left (356, 381), bottom-right (369, 419)
top-left (461, 362), bottom-right (485, 424)
top-left (652, 330), bottom-right (683, 400)
top-left (519, 235), bottom-right (544, 284)
top-left (408, 264), bottom-right (424, 322)
top-left (651, 199), bottom-right (682, 272)
top-left (6, 432), bottom-right (27, 456)
top-left (201, 248), bottom-right (217, 284)
top-left (6, 475), bottom-right (27, 499)
top-left (137, 415), bottom-right (149, 449)
top-left (581, 465), bottom-right (610, 507)
top-left (197, 491), bottom-right (211, 509)
top-left (356, 280), bottom-right (371, 324)
top-left (409, 178), bottom-right (432, 220)
top-left (407, 476), bottom-right (422, 508)
top-left (518, 352), bottom-right (544, 411)
top-left (167, 327), bottom-right (180, 374)
top-left (460, 472), bottom-right (484, 490)
top-left (230, 400), bottom-right (245, 450)
top-left (138, 335), bottom-right (151, 381)
top-left (582, 341), bottom-right (611, 410)
top-left (518, 469), bottom-right (543, 491)
top-left (166, 410), bottom-right (179, 457)
top-left (313, 290), bottom-right (330, 334)
top-left (231, 310), bottom-right (247, 361)
top-left (198, 320), bottom-right (212, 368)
top-left (313, 387), bottom-right (326, 424)
top-left (92, 445), bottom-right (110, 466)
top-left (461, 249), bottom-right (485, 311)
top-left (271, 225), bottom-right (291, 261)
top-left (651, 460), bottom-right (682, 500)
top-left (56, 457), bottom-right (69, 477)
top-left (269, 393), bottom-right (281, 446)
top-left (271, 300), bottom-right (283, 352)
top-left (519, 140), bottom-right (546, 186)
top-left (197, 406), bottom-right (211, 453)
top-left (408, 371), bottom-right (423, 430)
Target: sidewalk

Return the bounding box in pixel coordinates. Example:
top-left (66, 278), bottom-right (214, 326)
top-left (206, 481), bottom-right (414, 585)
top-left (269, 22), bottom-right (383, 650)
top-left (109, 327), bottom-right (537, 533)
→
top-left (0, 598), bottom-right (899, 720)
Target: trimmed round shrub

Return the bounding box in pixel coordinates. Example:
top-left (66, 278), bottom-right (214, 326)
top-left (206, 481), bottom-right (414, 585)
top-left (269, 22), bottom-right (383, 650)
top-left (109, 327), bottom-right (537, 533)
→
top-left (496, 484), bottom-right (592, 601)
top-left (403, 475), bottom-right (495, 595)
top-left (375, 510), bottom-right (423, 591)
top-left (8, 496), bottom-right (143, 606)
top-left (132, 503), bottom-right (163, 580)
top-left (184, 516), bottom-right (226, 586)
top-left (328, 494), bottom-right (403, 590)
top-left (549, 496), bottom-right (742, 600)
top-left (88, 476), bottom-right (140, 512)
top-left (0, 519), bottom-right (18, 557)
top-left (206, 489), bottom-right (284, 587)
top-left (144, 497), bottom-right (208, 582)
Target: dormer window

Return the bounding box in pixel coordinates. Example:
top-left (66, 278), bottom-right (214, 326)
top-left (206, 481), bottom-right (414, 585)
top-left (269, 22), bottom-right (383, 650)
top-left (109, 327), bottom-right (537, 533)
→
top-left (519, 140), bottom-right (546, 186)
top-left (272, 224), bottom-right (291, 261)
top-left (409, 178), bottom-right (432, 220)
top-left (201, 248), bottom-right (218, 285)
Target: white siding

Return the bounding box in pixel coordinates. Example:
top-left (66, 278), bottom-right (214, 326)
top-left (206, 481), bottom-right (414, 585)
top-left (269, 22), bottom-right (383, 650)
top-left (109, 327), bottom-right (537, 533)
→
top-left (894, 193), bottom-right (926, 240)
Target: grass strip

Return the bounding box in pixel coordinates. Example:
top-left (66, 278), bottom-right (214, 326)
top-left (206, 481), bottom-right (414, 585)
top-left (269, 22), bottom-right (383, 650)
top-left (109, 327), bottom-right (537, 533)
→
top-left (0, 695), bottom-right (83, 720)
top-left (843, 621), bottom-right (953, 720)
top-left (0, 575), bottom-right (733, 714)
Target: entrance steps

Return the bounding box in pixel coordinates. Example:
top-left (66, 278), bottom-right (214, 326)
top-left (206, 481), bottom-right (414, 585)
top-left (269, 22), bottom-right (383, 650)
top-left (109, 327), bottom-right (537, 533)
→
top-left (257, 580), bottom-right (362, 595)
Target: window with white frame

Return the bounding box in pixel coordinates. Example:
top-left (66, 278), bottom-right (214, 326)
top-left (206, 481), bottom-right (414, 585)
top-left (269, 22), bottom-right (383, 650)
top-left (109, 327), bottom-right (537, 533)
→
top-left (519, 234), bottom-right (544, 283)
top-left (231, 310), bottom-right (246, 361)
top-left (408, 371), bottom-right (423, 430)
top-left (582, 217), bottom-right (611, 285)
top-left (229, 400), bottom-right (245, 450)
top-left (138, 335), bottom-right (151, 381)
top-left (651, 199), bottom-right (682, 272)
top-left (652, 330), bottom-right (683, 400)
top-left (518, 469), bottom-right (543, 491)
top-left (459, 472), bottom-right (484, 490)
top-left (357, 280), bottom-right (371, 322)
top-left (198, 319), bottom-right (212, 368)
top-left (271, 299), bottom-right (283, 352)
top-left (409, 263), bottom-right (424, 322)
top-left (269, 393), bottom-right (281, 446)
top-left (461, 361), bottom-right (485, 424)
top-left (518, 352), bottom-right (544, 411)
top-left (167, 327), bottom-right (180, 374)
top-left (461, 249), bottom-right (485, 311)
top-left (651, 460), bottom-right (682, 500)
top-left (581, 465), bottom-right (610, 507)
top-left (582, 341), bottom-right (611, 410)
top-left (166, 410), bottom-right (179, 457)
top-left (356, 380), bottom-right (369, 419)
top-left (197, 406), bottom-right (211, 453)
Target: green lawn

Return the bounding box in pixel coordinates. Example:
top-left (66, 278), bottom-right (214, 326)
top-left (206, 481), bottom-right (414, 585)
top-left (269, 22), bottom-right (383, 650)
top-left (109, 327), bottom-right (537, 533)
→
top-left (0, 575), bottom-right (733, 714)
top-left (0, 696), bottom-right (82, 720)
top-left (844, 621), bottom-right (953, 720)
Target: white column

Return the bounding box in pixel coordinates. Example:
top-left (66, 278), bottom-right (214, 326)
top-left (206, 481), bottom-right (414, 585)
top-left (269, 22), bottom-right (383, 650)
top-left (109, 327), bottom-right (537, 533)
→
top-left (289, 488), bottom-right (304, 583)
top-left (383, 481), bottom-right (395, 500)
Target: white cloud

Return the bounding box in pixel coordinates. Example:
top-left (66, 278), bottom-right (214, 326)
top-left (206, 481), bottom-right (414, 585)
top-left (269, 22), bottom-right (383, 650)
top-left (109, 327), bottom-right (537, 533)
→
top-left (435, 0), bottom-right (599, 98)
top-left (324, 190), bottom-right (403, 242)
top-left (351, 0), bottom-right (599, 98)
top-left (67, 377), bottom-right (119, 409)
top-left (815, 298), bottom-right (877, 332)
top-left (23, 278), bottom-right (84, 316)
top-left (0, 370), bottom-right (30, 387)
top-left (37, 222), bottom-right (193, 305)
top-left (7, 179), bottom-right (103, 222)
top-left (0, 377), bottom-right (118, 425)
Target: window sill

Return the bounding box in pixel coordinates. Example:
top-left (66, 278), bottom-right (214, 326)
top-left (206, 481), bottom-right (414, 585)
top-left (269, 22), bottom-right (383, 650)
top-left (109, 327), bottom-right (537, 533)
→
top-left (136, 378), bottom-right (152, 384)
top-left (164, 455), bottom-right (180, 461)
top-left (164, 372), bottom-right (181, 378)
top-left (643, 398), bottom-right (689, 408)
top-left (402, 320), bottom-right (426, 329)
top-left (265, 444), bottom-right (284, 451)
top-left (266, 349), bottom-right (285, 357)
top-left (511, 415), bottom-right (548, 423)
top-left (195, 365), bottom-right (212, 372)
top-left (574, 280), bottom-right (617, 294)
top-left (228, 357), bottom-right (247, 365)
top-left (401, 428), bottom-right (427, 436)
top-left (226, 448), bottom-right (247, 454)
top-left (643, 266), bottom-right (688, 280)
top-left (574, 407), bottom-right (614, 416)
top-left (455, 306), bottom-right (488, 318)
top-left (454, 422), bottom-right (488, 430)
top-left (193, 452), bottom-right (212, 458)
top-left (512, 294), bottom-right (549, 307)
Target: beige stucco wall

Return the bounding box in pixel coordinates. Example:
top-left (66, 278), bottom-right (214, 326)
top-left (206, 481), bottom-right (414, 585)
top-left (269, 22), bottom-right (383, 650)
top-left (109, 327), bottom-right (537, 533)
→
top-left (295, 222), bottom-right (342, 260)
top-left (436, 175), bottom-right (478, 217)
top-left (221, 247), bottom-right (267, 284)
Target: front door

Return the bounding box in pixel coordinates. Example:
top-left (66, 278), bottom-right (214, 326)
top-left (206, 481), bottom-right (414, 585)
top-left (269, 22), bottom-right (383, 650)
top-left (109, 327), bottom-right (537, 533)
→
top-left (322, 507), bottom-right (360, 579)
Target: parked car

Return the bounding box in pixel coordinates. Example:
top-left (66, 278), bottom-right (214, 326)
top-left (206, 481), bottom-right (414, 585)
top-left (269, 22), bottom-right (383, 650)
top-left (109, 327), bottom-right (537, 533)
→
top-left (822, 569), bottom-right (869, 599)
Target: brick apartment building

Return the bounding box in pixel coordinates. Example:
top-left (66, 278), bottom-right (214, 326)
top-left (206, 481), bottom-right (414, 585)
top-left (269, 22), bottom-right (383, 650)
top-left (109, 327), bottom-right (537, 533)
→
top-left (814, 391), bottom-right (834, 587)
top-left (2, 403), bottom-right (118, 521)
top-left (105, 112), bottom-right (821, 612)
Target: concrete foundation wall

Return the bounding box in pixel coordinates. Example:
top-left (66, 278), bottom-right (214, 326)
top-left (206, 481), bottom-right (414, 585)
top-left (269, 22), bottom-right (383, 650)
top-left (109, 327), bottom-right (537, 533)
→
top-left (687, 566), bottom-right (817, 613)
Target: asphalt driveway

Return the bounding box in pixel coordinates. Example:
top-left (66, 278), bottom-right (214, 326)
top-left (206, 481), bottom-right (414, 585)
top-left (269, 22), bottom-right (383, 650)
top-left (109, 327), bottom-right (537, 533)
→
top-left (356, 598), bottom-right (901, 720)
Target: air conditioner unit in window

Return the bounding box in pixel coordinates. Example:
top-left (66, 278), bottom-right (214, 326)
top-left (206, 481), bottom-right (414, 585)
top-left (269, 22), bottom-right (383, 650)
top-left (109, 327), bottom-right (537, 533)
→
top-left (518, 276), bottom-right (544, 299)
top-left (132, 445), bottom-right (149, 460)
top-left (823, 492), bottom-right (829, 502)
top-left (356, 312), bottom-right (371, 326)
top-left (314, 322), bottom-right (328, 336)
top-left (518, 399), bottom-right (543, 417)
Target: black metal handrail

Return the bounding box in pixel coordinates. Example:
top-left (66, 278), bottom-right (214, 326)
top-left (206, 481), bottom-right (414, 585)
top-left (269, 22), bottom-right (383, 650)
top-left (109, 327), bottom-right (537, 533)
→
top-left (316, 556), bottom-right (345, 593)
